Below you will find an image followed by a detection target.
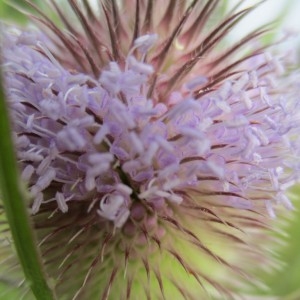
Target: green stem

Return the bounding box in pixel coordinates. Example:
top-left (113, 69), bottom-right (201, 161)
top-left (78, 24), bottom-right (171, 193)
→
top-left (0, 71), bottom-right (56, 299)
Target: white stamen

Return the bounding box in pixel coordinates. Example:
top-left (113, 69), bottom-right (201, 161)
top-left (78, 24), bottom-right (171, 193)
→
top-left (85, 176), bottom-right (96, 191)
top-left (164, 99), bottom-right (200, 120)
top-left (206, 161), bottom-right (224, 179)
top-left (253, 152), bottom-right (262, 164)
top-left (26, 114), bottom-right (35, 130)
top-left (71, 116), bottom-right (94, 127)
top-left (55, 192), bottom-right (68, 213)
top-left (133, 34), bottom-right (158, 53)
top-left (87, 162), bottom-right (111, 178)
top-left (157, 163), bottom-right (179, 178)
top-left (226, 115), bottom-right (249, 128)
top-left (260, 87), bottom-right (272, 106)
top-left (57, 127), bottom-right (86, 151)
top-left (19, 151), bottom-right (43, 162)
top-left (214, 97), bottom-right (231, 113)
top-left (155, 135), bottom-right (173, 152)
top-left (251, 127), bottom-right (269, 146)
top-left (35, 168), bottom-right (56, 191)
top-left (97, 193), bottom-right (129, 227)
top-left (21, 164), bottom-right (35, 181)
top-left (88, 153), bottom-right (114, 164)
top-left (36, 156), bottom-right (52, 175)
top-left (122, 160), bottom-right (141, 173)
top-left (269, 169), bottom-right (279, 190)
top-left (31, 192), bottom-right (43, 215)
top-left (232, 73), bottom-right (249, 94)
top-left (264, 115), bottom-right (277, 130)
top-left (93, 124), bottom-right (109, 144)
top-left (154, 190), bottom-right (171, 198)
top-left (40, 99), bottom-right (61, 120)
top-left (127, 56), bottom-right (154, 75)
top-left (223, 181), bottom-right (230, 192)
top-left (162, 179), bottom-right (181, 191)
top-left (114, 208), bottom-right (130, 228)
top-left (249, 70), bottom-right (258, 88)
top-left (167, 193), bottom-right (183, 204)
top-left (129, 132), bottom-right (144, 154)
top-left (180, 127), bottom-right (203, 139)
top-left (115, 183), bottom-right (133, 195)
top-left (265, 200), bottom-right (276, 219)
top-left (15, 135), bottom-right (30, 148)
top-left (219, 81), bottom-right (232, 100)
top-left (241, 92), bottom-right (253, 110)
top-left (199, 117), bottom-right (212, 131)
top-left (37, 41), bottom-right (63, 70)
top-left (143, 142), bottom-right (159, 165)
top-left (195, 139), bottom-right (211, 156)
top-left (185, 76), bottom-right (208, 90)
top-left (243, 129), bottom-right (260, 159)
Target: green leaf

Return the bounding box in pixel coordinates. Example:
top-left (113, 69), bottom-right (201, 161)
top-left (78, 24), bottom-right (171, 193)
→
top-left (0, 68), bottom-right (56, 298)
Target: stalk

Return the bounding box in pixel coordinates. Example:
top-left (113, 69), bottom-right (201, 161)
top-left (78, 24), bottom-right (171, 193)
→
top-left (0, 71), bottom-right (56, 299)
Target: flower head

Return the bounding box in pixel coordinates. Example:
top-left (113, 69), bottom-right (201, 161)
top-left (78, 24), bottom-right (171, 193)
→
top-left (1, 1), bottom-right (300, 299)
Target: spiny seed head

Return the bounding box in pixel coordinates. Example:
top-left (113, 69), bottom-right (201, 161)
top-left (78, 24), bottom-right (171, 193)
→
top-left (1, 0), bottom-right (300, 299)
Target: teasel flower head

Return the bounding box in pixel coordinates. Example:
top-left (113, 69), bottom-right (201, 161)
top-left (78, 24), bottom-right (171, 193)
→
top-left (1, 0), bottom-right (300, 299)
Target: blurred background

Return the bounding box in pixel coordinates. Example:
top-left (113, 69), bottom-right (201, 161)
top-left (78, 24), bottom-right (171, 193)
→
top-left (1, 1), bottom-right (300, 299)
top-left (228, 0), bottom-right (300, 45)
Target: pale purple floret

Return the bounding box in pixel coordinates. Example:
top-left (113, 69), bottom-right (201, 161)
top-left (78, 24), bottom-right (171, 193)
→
top-left (3, 27), bottom-right (300, 228)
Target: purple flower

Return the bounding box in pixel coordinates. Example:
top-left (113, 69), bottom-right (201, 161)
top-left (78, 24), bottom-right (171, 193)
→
top-left (2, 1), bottom-right (300, 299)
